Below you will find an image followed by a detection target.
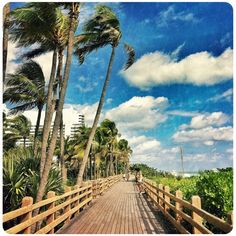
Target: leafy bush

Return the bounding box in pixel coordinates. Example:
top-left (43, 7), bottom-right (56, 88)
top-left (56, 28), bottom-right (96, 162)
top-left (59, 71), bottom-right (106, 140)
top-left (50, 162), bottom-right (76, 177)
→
top-left (151, 175), bottom-right (198, 200)
top-left (195, 168), bottom-right (233, 219)
top-left (149, 168), bottom-right (233, 220)
top-left (3, 147), bottom-right (64, 213)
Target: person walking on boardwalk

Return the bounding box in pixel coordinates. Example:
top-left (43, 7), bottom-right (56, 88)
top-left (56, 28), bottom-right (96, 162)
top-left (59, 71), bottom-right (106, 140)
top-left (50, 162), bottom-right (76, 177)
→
top-left (136, 170), bottom-right (145, 194)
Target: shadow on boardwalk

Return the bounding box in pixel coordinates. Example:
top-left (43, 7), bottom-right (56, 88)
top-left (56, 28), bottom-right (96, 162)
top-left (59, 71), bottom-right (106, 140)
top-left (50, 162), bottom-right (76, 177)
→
top-left (59, 178), bottom-right (178, 234)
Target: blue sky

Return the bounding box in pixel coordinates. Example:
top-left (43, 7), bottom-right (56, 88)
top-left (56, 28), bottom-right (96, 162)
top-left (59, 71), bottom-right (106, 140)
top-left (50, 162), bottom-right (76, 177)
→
top-left (7, 2), bottom-right (233, 172)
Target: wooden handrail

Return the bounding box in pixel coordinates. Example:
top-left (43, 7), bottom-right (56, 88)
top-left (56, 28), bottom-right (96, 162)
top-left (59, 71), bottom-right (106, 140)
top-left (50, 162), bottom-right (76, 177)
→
top-left (143, 178), bottom-right (233, 234)
top-left (3, 174), bottom-right (122, 234)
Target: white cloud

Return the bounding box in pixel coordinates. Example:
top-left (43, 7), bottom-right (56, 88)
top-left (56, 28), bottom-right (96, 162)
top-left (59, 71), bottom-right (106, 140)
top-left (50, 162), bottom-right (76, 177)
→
top-left (167, 110), bottom-right (201, 117)
top-left (33, 52), bottom-right (54, 82)
top-left (208, 88), bottom-right (233, 103)
top-left (157, 5), bottom-right (199, 27)
top-left (180, 112), bottom-right (230, 130)
top-left (106, 98), bottom-right (113, 104)
top-left (76, 81), bottom-right (98, 93)
top-left (220, 32), bottom-right (232, 47)
top-left (173, 126), bottom-right (233, 143)
top-left (6, 42), bottom-right (20, 74)
top-left (106, 96), bottom-right (169, 132)
top-left (170, 42), bottom-right (185, 59)
top-left (121, 48), bottom-right (233, 90)
top-left (6, 41), bottom-right (57, 84)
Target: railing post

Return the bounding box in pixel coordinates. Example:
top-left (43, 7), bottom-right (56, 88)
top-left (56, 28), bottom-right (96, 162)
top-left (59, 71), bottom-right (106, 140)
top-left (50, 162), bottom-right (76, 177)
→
top-left (227, 211), bottom-right (233, 225)
top-left (73, 185), bottom-right (79, 217)
top-left (192, 196), bottom-right (202, 234)
top-left (158, 184), bottom-right (163, 208)
top-left (21, 196), bottom-right (33, 234)
top-left (64, 186), bottom-right (71, 225)
top-left (175, 190), bottom-right (183, 223)
top-left (92, 180), bottom-right (96, 199)
top-left (88, 182), bottom-right (92, 206)
top-left (46, 191), bottom-right (55, 234)
top-left (164, 186), bottom-right (170, 212)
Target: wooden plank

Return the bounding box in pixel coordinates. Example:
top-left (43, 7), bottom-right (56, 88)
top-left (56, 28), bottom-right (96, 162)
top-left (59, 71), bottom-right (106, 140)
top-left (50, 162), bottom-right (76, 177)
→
top-left (192, 196), bottom-right (203, 234)
top-left (64, 186), bottom-right (71, 225)
top-left (175, 190), bottom-right (183, 223)
top-left (60, 177), bottom-right (172, 234)
top-left (164, 186), bottom-right (170, 212)
top-left (21, 197), bottom-right (33, 234)
top-left (165, 198), bottom-right (212, 234)
top-left (46, 191), bottom-right (55, 234)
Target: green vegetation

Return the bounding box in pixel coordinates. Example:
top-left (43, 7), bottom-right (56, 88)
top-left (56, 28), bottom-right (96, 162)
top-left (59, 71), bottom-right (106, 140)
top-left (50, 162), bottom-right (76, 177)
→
top-left (131, 164), bottom-right (233, 220)
top-left (3, 147), bottom-right (63, 213)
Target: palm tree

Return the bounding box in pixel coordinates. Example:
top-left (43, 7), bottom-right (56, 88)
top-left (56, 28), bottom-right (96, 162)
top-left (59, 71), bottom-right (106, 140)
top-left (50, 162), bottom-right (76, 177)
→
top-left (4, 60), bottom-right (46, 147)
top-left (3, 3), bottom-right (10, 83)
top-left (100, 119), bottom-right (119, 176)
top-left (117, 139), bottom-right (132, 174)
top-left (35, 2), bottom-right (81, 204)
top-left (76, 5), bottom-right (135, 185)
top-left (9, 115), bottom-right (31, 147)
top-left (3, 112), bottom-right (19, 151)
top-left (9, 3), bottom-right (70, 177)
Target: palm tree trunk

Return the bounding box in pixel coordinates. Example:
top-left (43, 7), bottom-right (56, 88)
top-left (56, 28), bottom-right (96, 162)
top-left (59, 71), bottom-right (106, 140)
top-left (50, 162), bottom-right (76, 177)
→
top-left (33, 104), bottom-right (43, 154)
top-left (3, 3), bottom-right (10, 83)
top-left (40, 50), bottom-right (57, 178)
top-left (94, 156), bottom-right (96, 179)
top-left (60, 114), bottom-right (66, 184)
top-left (90, 153), bottom-right (92, 180)
top-left (36, 3), bottom-right (80, 204)
top-left (76, 46), bottom-right (116, 186)
top-left (23, 137), bottom-right (26, 148)
top-left (106, 157), bottom-right (109, 177)
top-left (109, 153), bottom-right (114, 176)
top-left (115, 156), bottom-right (118, 175)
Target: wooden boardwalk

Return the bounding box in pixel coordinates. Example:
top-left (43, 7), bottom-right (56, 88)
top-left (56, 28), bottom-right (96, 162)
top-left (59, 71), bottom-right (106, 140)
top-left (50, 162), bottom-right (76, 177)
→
top-left (59, 178), bottom-right (177, 234)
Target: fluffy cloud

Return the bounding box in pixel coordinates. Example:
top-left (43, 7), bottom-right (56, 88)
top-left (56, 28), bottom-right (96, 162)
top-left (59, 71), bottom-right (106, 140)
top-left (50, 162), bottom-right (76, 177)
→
top-left (172, 126), bottom-right (233, 144)
top-left (180, 112), bottom-right (230, 130)
top-left (172, 111), bottom-right (232, 146)
top-left (106, 96), bottom-right (168, 131)
top-left (121, 48), bottom-right (233, 90)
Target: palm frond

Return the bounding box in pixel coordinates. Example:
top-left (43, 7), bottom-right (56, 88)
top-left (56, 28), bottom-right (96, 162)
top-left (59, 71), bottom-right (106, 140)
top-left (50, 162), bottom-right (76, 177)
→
top-left (123, 43), bottom-right (135, 70)
top-left (9, 102), bottom-right (38, 115)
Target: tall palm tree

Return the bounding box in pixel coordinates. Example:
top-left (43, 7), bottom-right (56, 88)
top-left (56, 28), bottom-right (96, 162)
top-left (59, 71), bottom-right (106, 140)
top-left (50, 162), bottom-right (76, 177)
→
top-left (35, 2), bottom-right (81, 204)
top-left (3, 3), bottom-right (10, 83)
top-left (100, 119), bottom-right (119, 176)
top-left (4, 60), bottom-right (46, 146)
top-left (76, 5), bottom-right (135, 185)
top-left (9, 3), bottom-right (70, 177)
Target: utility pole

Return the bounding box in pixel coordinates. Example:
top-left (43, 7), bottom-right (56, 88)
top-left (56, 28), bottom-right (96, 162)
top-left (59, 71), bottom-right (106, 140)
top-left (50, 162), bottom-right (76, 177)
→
top-left (180, 147), bottom-right (184, 177)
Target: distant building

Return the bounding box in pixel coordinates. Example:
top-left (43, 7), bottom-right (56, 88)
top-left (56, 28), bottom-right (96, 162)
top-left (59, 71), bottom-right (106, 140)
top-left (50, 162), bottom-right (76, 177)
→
top-left (70, 114), bottom-right (85, 139)
top-left (16, 124), bottom-right (65, 147)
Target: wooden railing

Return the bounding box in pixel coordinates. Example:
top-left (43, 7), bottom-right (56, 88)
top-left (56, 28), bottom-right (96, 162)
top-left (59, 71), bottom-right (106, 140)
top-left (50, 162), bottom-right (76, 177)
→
top-left (3, 175), bottom-right (122, 234)
top-left (143, 178), bottom-right (233, 234)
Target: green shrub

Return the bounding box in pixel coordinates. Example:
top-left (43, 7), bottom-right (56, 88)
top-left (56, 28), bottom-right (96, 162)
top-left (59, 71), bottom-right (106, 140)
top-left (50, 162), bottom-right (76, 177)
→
top-left (149, 168), bottom-right (233, 220)
top-left (195, 168), bottom-right (233, 219)
top-left (3, 147), bottom-right (64, 213)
